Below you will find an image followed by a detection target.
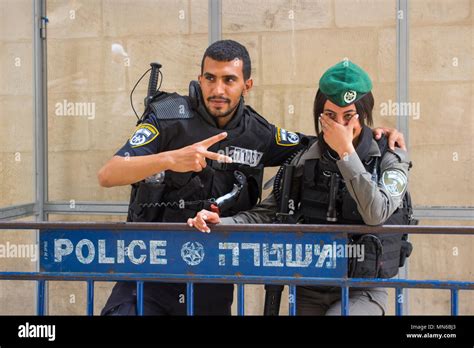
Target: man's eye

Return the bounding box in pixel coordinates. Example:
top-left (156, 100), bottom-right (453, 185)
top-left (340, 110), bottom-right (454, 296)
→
top-left (206, 76), bottom-right (214, 81)
top-left (226, 77), bottom-right (235, 83)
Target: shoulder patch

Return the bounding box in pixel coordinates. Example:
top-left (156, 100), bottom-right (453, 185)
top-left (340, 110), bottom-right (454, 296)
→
top-left (275, 127), bottom-right (300, 147)
top-left (129, 123), bottom-right (159, 148)
top-left (381, 169), bottom-right (408, 197)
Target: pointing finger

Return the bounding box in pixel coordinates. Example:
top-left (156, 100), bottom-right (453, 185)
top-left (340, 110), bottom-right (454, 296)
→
top-left (201, 150), bottom-right (233, 163)
top-left (199, 132), bottom-right (228, 149)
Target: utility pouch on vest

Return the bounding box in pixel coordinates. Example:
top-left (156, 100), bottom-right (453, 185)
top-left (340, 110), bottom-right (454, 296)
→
top-left (349, 233), bottom-right (404, 278)
top-left (348, 234), bottom-right (382, 278)
top-left (300, 190), bottom-right (330, 223)
top-left (128, 181), bottom-right (166, 222)
top-left (160, 173), bottom-right (208, 222)
top-left (378, 233), bottom-right (405, 278)
top-left (166, 174), bottom-right (205, 202)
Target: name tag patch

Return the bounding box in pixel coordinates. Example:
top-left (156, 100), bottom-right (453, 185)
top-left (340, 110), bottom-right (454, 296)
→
top-left (227, 146), bottom-right (263, 167)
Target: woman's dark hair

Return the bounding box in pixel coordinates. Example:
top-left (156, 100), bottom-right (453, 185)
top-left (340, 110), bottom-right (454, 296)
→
top-left (313, 89), bottom-right (374, 134)
top-left (201, 40), bottom-right (252, 80)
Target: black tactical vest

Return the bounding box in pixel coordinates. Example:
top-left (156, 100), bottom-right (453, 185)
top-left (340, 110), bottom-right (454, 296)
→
top-left (128, 89), bottom-right (276, 223)
top-left (276, 132), bottom-right (415, 278)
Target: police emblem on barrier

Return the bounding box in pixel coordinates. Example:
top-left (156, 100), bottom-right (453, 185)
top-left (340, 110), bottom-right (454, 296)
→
top-left (343, 90), bottom-right (357, 104)
top-left (181, 242), bottom-right (205, 266)
top-left (382, 169), bottom-right (408, 197)
top-left (129, 123), bottom-right (159, 148)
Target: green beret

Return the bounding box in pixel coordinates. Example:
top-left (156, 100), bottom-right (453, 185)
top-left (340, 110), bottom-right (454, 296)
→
top-left (319, 60), bottom-right (373, 107)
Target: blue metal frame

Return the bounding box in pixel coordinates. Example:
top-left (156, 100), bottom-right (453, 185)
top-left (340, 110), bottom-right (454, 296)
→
top-left (237, 284), bottom-right (245, 316)
top-left (0, 222), bottom-right (473, 316)
top-left (395, 287), bottom-right (404, 316)
top-left (36, 279), bottom-right (45, 316)
top-left (289, 285), bottom-right (296, 316)
top-left (3, 273), bottom-right (474, 316)
top-left (186, 282), bottom-right (194, 316)
top-left (451, 289), bottom-right (459, 316)
top-left (87, 280), bottom-right (94, 316)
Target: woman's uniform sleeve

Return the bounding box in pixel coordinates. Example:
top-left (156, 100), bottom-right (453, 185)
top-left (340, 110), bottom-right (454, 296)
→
top-left (220, 191), bottom-right (279, 224)
top-left (336, 148), bottom-right (410, 226)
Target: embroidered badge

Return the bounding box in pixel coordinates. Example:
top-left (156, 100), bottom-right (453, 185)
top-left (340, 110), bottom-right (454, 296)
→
top-left (343, 90), bottom-right (357, 104)
top-left (129, 123), bottom-right (159, 148)
top-left (382, 169), bottom-right (408, 197)
top-left (276, 127), bottom-right (300, 146)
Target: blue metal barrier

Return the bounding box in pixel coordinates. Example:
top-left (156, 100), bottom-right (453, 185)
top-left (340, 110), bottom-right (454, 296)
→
top-left (0, 222), bottom-right (473, 316)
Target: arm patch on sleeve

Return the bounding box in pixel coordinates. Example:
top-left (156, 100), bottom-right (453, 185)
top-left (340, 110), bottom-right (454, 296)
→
top-left (275, 127), bottom-right (300, 146)
top-left (381, 169), bottom-right (408, 197)
top-left (129, 123), bottom-right (159, 148)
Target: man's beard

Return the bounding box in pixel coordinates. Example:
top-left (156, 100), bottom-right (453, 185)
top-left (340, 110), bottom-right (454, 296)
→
top-left (209, 105), bottom-right (237, 118)
top-left (206, 97), bottom-right (241, 118)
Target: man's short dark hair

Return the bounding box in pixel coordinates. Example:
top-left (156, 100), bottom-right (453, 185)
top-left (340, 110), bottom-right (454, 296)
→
top-left (201, 40), bottom-right (252, 80)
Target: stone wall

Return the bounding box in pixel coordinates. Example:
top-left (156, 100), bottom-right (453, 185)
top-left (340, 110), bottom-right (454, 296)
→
top-left (0, 0), bottom-right (472, 315)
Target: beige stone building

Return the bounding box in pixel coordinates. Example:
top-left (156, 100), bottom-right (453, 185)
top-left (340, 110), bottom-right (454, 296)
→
top-left (0, 0), bottom-right (472, 315)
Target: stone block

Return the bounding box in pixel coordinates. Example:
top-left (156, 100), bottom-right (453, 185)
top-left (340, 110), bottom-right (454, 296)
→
top-left (47, 39), bottom-right (127, 94)
top-left (0, 0), bottom-right (33, 41)
top-left (0, 152), bottom-right (34, 207)
top-left (409, 82), bottom-right (472, 146)
top-left (127, 35), bottom-right (208, 91)
top-left (262, 29), bottom-right (379, 85)
top-left (103, 0), bottom-right (189, 37)
top-left (409, 144), bottom-right (473, 206)
top-left (335, 0), bottom-right (396, 28)
top-left (47, 0), bottom-right (102, 39)
top-left (410, 26), bottom-right (472, 82)
top-left (221, 0), bottom-right (332, 33)
top-left (410, 0), bottom-right (471, 26)
top-left (0, 42), bottom-right (33, 96)
top-left (0, 96), bottom-right (34, 153)
top-left (47, 150), bottom-right (131, 202)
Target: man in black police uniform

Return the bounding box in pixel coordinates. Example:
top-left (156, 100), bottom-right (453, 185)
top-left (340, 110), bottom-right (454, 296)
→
top-left (98, 40), bottom-right (406, 315)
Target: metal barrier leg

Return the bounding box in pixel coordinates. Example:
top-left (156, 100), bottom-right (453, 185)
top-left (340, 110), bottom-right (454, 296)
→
top-left (136, 281), bottom-right (144, 316)
top-left (87, 280), bottom-right (94, 316)
top-left (36, 279), bottom-right (45, 316)
top-left (451, 289), bottom-right (459, 316)
top-left (237, 284), bottom-right (245, 316)
top-left (187, 282), bottom-right (194, 316)
top-left (396, 287), bottom-right (404, 316)
top-left (289, 285), bottom-right (296, 316)
top-left (341, 286), bottom-right (349, 316)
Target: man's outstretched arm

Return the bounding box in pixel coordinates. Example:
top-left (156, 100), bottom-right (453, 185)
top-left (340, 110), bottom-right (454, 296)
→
top-left (98, 132), bottom-right (232, 187)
